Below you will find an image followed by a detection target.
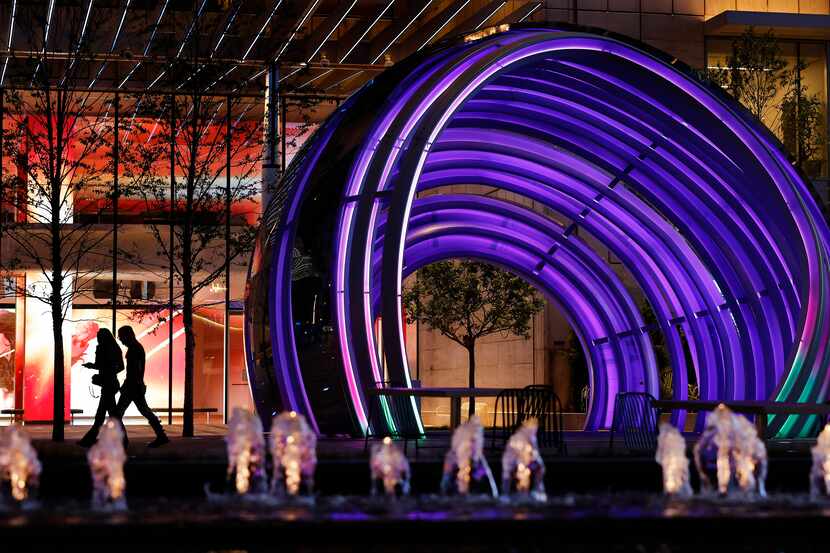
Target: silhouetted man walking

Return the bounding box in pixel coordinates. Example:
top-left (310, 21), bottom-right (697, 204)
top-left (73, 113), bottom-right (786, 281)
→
top-left (116, 325), bottom-right (169, 447)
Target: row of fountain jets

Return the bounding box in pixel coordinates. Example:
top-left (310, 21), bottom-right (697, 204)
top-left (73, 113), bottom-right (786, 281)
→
top-left (1, 404), bottom-right (830, 506)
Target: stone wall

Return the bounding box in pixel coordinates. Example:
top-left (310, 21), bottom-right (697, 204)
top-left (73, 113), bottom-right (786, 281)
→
top-left (544, 0), bottom-right (707, 68)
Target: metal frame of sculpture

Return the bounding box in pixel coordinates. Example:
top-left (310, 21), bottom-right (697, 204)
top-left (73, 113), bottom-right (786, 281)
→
top-left (245, 24), bottom-right (830, 439)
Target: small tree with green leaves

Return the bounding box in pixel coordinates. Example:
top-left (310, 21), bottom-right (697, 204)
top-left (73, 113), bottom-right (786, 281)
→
top-left (707, 27), bottom-right (826, 176)
top-left (780, 59), bottom-right (826, 176)
top-left (402, 260), bottom-right (544, 417)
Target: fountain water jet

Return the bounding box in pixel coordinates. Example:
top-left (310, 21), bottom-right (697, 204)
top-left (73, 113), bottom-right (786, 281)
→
top-left (501, 419), bottom-right (546, 501)
top-left (225, 408), bottom-right (266, 495)
top-left (270, 411), bottom-right (316, 497)
top-left (810, 424), bottom-right (830, 497)
top-left (655, 423), bottom-right (691, 497)
top-left (0, 425), bottom-right (41, 503)
top-left (370, 437), bottom-right (410, 498)
top-left (440, 415), bottom-right (497, 497)
top-left (693, 404), bottom-right (767, 497)
top-left (87, 418), bottom-right (127, 509)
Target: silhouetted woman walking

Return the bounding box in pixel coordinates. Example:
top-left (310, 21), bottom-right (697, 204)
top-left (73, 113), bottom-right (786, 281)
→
top-left (79, 328), bottom-right (124, 447)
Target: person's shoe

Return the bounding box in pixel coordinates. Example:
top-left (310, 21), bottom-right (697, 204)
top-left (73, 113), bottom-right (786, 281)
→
top-left (147, 435), bottom-right (170, 448)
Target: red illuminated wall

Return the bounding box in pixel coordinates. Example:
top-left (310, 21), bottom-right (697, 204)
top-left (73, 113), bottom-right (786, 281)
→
top-left (3, 115), bottom-right (315, 423)
top-left (23, 290), bottom-right (71, 421)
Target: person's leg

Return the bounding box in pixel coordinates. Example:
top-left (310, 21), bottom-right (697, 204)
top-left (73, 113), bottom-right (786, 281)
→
top-left (113, 391), bottom-right (132, 444)
top-left (134, 391), bottom-right (167, 440)
top-left (79, 394), bottom-right (109, 445)
top-left (115, 390), bottom-right (132, 418)
top-left (104, 390), bottom-right (119, 417)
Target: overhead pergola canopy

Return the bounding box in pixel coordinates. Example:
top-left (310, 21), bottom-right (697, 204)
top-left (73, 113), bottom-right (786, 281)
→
top-left (246, 24), bottom-right (830, 439)
top-left (0, 1), bottom-right (544, 99)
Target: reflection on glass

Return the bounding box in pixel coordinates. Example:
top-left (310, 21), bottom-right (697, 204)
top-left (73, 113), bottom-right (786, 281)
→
top-left (706, 38), bottom-right (827, 179)
top-left (0, 307), bottom-right (15, 412)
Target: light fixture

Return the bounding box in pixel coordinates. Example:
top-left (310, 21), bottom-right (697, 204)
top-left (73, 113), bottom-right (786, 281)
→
top-left (416, 0), bottom-right (472, 52)
top-left (306, 0), bottom-right (358, 63)
top-left (370, 0), bottom-right (434, 64)
top-left (339, 0), bottom-right (395, 64)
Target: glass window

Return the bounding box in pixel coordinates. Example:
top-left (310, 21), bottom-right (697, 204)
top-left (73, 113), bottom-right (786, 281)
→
top-left (797, 43), bottom-right (828, 178)
top-left (0, 305), bottom-right (15, 413)
top-left (707, 38), bottom-right (828, 179)
top-left (70, 308), bottom-right (174, 423)
top-left (227, 311), bottom-right (253, 414)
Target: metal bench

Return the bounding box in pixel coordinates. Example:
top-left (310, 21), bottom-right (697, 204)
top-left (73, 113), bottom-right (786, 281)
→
top-left (1, 408), bottom-right (23, 424)
top-left (652, 399), bottom-right (830, 439)
top-left (149, 407), bottom-right (219, 424)
top-left (2, 408), bottom-right (84, 424)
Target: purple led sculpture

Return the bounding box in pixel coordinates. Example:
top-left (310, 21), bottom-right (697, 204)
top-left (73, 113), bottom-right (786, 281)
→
top-left (245, 25), bottom-right (830, 439)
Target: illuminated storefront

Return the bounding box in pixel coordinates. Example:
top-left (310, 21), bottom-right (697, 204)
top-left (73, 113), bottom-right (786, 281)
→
top-left (0, 104), bottom-right (315, 425)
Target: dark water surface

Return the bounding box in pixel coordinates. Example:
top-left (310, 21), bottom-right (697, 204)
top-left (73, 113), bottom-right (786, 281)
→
top-left (2, 493), bottom-right (830, 552)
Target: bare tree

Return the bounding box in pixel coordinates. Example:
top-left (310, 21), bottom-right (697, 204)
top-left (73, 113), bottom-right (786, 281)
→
top-left (123, 85), bottom-right (262, 437)
top-left (0, 8), bottom-right (119, 441)
top-left (118, 2), bottom-right (329, 437)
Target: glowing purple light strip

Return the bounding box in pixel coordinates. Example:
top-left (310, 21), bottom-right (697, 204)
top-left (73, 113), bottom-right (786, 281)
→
top-left (382, 194), bottom-right (660, 425)
top-left (250, 28), bottom-right (830, 438)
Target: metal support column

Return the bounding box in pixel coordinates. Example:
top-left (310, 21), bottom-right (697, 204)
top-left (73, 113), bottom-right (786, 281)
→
top-left (112, 93), bottom-right (119, 333)
top-left (1, 89), bottom-right (4, 265)
top-left (262, 63), bottom-right (280, 207)
top-left (281, 99), bottom-right (287, 176)
top-left (168, 94), bottom-right (175, 426)
top-left (224, 95), bottom-right (232, 424)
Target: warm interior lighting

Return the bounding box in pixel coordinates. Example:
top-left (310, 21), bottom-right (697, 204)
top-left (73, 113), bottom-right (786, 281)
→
top-left (474, 2), bottom-right (507, 31)
top-left (464, 24), bottom-right (510, 43)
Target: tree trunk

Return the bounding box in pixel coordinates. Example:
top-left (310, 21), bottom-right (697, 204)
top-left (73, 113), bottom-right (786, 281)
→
top-left (51, 161), bottom-right (64, 441)
top-left (467, 344), bottom-right (476, 419)
top-left (182, 250), bottom-right (194, 438)
top-left (51, 283), bottom-right (64, 442)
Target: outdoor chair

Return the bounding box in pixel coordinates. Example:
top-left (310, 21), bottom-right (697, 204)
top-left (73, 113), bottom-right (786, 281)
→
top-left (363, 381), bottom-right (425, 457)
top-left (523, 385), bottom-right (567, 455)
top-left (489, 386), bottom-right (568, 456)
top-left (490, 388), bottom-right (525, 450)
top-left (608, 392), bottom-right (660, 454)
